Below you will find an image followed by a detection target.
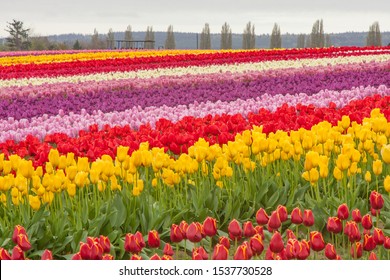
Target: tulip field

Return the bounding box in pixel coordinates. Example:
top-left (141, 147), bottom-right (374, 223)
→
top-left (1, 46), bottom-right (390, 260)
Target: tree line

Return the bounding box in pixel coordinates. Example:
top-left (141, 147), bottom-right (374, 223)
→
top-left (1, 19), bottom-right (386, 51)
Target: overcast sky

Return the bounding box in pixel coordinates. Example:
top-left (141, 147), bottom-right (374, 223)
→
top-left (1, 0), bottom-right (389, 37)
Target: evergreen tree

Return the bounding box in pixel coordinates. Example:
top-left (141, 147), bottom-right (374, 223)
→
top-left (296, 34), bottom-right (306, 48)
top-left (200, 23), bottom-right (211, 49)
top-left (73, 39), bottom-right (82, 50)
top-left (242, 21), bottom-right (255, 49)
top-left (5, 19), bottom-right (31, 51)
top-left (221, 22), bottom-right (232, 49)
top-left (165, 25), bottom-right (176, 49)
top-left (366, 22), bottom-right (382, 46)
top-left (270, 23), bottom-right (281, 49)
top-left (124, 25), bottom-right (133, 48)
top-left (144, 26), bottom-right (155, 49)
top-left (309, 19), bottom-right (325, 48)
top-left (107, 28), bottom-right (115, 49)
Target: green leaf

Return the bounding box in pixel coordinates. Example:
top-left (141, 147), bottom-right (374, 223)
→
top-left (267, 191), bottom-right (280, 209)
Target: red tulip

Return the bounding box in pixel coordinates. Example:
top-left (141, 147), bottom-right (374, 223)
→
top-left (285, 239), bottom-right (300, 259)
top-left (135, 231), bottom-right (146, 248)
top-left (192, 251), bottom-right (203, 260)
top-left (99, 235), bottom-right (111, 253)
top-left (163, 243), bottom-right (174, 256)
top-left (267, 211), bottom-right (281, 231)
top-left (368, 252), bottom-right (378, 260)
top-left (228, 219), bottom-right (242, 241)
top-left (219, 236), bottom-right (230, 249)
top-left (310, 231), bottom-right (325, 251)
top-left (373, 228), bottom-right (385, 245)
top-left (124, 233), bottom-right (142, 254)
top-left (161, 255), bottom-right (173, 260)
top-left (337, 203), bottom-right (349, 220)
top-left (149, 253), bottom-right (161, 260)
top-left (363, 234), bottom-right (376, 251)
top-left (0, 248), bottom-right (11, 260)
top-left (12, 225), bottom-right (27, 244)
top-left (290, 207), bottom-right (303, 224)
top-left (276, 205), bottom-right (288, 222)
top-left (170, 224), bottom-right (185, 243)
top-left (326, 217), bottom-right (342, 234)
top-left (193, 246), bottom-right (208, 260)
top-left (102, 254), bottom-right (114, 260)
top-left (347, 221), bottom-right (361, 243)
top-left (383, 236), bottom-right (390, 249)
top-left (212, 244), bottom-right (229, 260)
top-left (243, 221), bottom-right (256, 237)
top-left (370, 191), bottom-right (384, 210)
top-left (41, 249), bottom-right (53, 260)
top-left (71, 252), bottom-right (82, 260)
top-left (325, 243), bottom-right (337, 260)
top-left (179, 220), bottom-right (189, 239)
top-left (15, 234), bottom-right (31, 251)
top-left (11, 246), bottom-right (25, 260)
top-left (130, 254), bottom-right (142, 260)
top-left (296, 240), bottom-right (310, 260)
top-left (286, 229), bottom-right (297, 240)
top-left (203, 217), bottom-right (217, 237)
top-left (79, 242), bottom-right (91, 260)
top-left (234, 243), bottom-right (251, 260)
top-left (362, 214), bottom-right (373, 230)
top-left (350, 242), bottom-right (363, 259)
top-left (148, 230), bottom-right (161, 249)
top-left (187, 222), bottom-right (203, 243)
top-left (303, 209), bottom-right (315, 227)
top-left (249, 234), bottom-right (264, 256)
top-left (370, 207), bottom-right (380, 216)
top-left (255, 208), bottom-right (269, 225)
top-left (254, 226), bottom-right (264, 238)
top-left (352, 209), bottom-right (362, 223)
top-left (269, 231), bottom-right (284, 253)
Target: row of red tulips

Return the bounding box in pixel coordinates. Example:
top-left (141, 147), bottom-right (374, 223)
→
top-left (1, 47), bottom-right (389, 80)
top-left (1, 94), bottom-right (390, 167)
top-left (1, 191), bottom-right (388, 260)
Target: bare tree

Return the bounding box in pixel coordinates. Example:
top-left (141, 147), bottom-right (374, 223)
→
top-left (165, 25), bottom-right (176, 49)
top-left (366, 22), bottom-right (382, 46)
top-left (144, 26), bottom-right (155, 49)
top-left (242, 21), bottom-right (255, 49)
top-left (5, 19), bottom-right (31, 50)
top-left (200, 23), bottom-right (211, 49)
top-left (124, 25), bottom-right (133, 48)
top-left (325, 34), bottom-right (332, 47)
top-left (90, 28), bottom-right (102, 49)
top-left (309, 19), bottom-right (325, 48)
top-left (296, 34), bottom-right (306, 48)
top-left (221, 22), bottom-right (232, 49)
top-left (107, 28), bottom-right (115, 49)
top-left (270, 23), bottom-right (281, 49)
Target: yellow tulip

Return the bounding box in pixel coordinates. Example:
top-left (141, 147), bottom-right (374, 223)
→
top-left (333, 167), bottom-right (343, 181)
top-left (29, 195), bottom-right (41, 211)
top-left (66, 166), bottom-right (77, 181)
top-left (132, 186), bottom-right (141, 196)
top-left (336, 154), bottom-right (350, 171)
top-left (0, 193), bottom-right (6, 204)
top-left (152, 178), bottom-right (158, 187)
top-left (339, 115), bottom-right (350, 130)
top-left (42, 191), bottom-right (54, 204)
top-left (67, 183), bottom-right (76, 197)
top-left (116, 145), bottom-right (129, 163)
top-left (35, 166), bottom-right (43, 177)
top-left (58, 155), bottom-right (67, 170)
top-left (309, 168), bottom-right (319, 184)
top-left (48, 149), bottom-right (60, 168)
top-left (216, 180), bottom-right (224, 188)
top-left (2, 161), bottom-right (12, 175)
top-left (381, 144), bottom-right (390, 164)
top-left (18, 160), bottom-right (34, 179)
top-left (373, 159), bottom-right (383, 176)
top-left (384, 176), bottom-right (390, 192)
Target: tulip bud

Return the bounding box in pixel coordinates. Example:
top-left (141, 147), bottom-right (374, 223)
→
top-left (163, 243), bottom-right (174, 256)
top-left (12, 225), bottom-right (27, 244)
top-left (192, 246), bottom-right (208, 260)
top-left (372, 159), bottom-right (383, 176)
top-left (170, 224), bottom-right (185, 243)
top-left (369, 191), bottom-right (384, 210)
top-left (269, 231), bottom-right (284, 253)
top-left (255, 208), bottom-right (269, 225)
top-left (384, 237), bottom-right (390, 249)
top-left (130, 254), bottom-right (142, 260)
top-left (276, 205), bottom-right (288, 222)
top-left (249, 234), bottom-right (264, 256)
top-left (212, 244), bottom-right (229, 260)
top-left (16, 234), bottom-right (31, 251)
top-left (326, 217), bottom-right (342, 234)
top-left (149, 253), bottom-right (161, 260)
top-left (362, 214), bottom-right (373, 230)
top-left (11, 246), bottom-right (25, 260)
top-left (79, 242), bottom-right (91, 260)
top-left (337, 203), bottom-right (349, 220)
top-left (368, 251), bottom-right (377, 260)
top-left (373, 228), bottom-right (385, 245)
top-left (102, 254), bottom-right (114, 260)
top-left (203, 217), bottom-right (217, 237)
top-left (267, 211), bottom-right (281, 231)
top-left (363, 234), bottom-right (376, 251)
top-left (218, 236), bottom-right (230, 249)
top-left (290, 207), bottom-right (303, 224)
top-left (41, 249), bottom-right (53, 260)
top-left (347, 221), bottom-right (361, 243)
top-left (228, 219), bottom-right (242, 241)
top-left (124, 234), bottom-right (142, 254)
top-left (116, 146), bottom-right (129, 163)
top-left (90, 241), bottom-right (104, 260)
top-left (350, 242), bottom-right (363, 259)
top-left (134, 231), bottom-right (146, 248)
top-left (303, 209), bottom-right (314, 227)
top-left (186, 222), bottom-right (203, 243)
top-left (352, 209), bottom-right (362, 223)
top-left (243, 221), bottom-right (256, 237)
top-left (310, 231), bottom-right (325, 251)
top-left (325, 243), bottom-right (337, 260)
top-left (99, 235), bottom-right (111, 253)
top-left (0, 248), bottom-right (11, 260)
top-left (148, 230), bottom-right (161, 249)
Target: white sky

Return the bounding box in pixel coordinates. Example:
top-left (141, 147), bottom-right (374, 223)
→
top-left (0, 0), bottom-right (389, 37)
